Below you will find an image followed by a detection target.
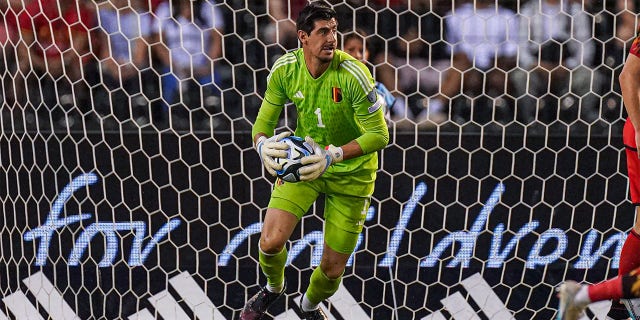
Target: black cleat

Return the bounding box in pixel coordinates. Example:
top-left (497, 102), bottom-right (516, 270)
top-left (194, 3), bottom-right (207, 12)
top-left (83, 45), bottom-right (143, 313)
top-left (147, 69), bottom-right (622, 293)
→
top-left (298, 295), bottom-right (329, 320)
top-left (299, 307), bottom-right (329, 320)
top-left (239, 284), bottom-right (286, 320)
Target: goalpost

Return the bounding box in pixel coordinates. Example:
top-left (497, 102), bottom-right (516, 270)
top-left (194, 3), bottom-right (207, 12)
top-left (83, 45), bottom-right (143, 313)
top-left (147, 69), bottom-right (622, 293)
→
top-left (0, 1), bottom-right (634, 319)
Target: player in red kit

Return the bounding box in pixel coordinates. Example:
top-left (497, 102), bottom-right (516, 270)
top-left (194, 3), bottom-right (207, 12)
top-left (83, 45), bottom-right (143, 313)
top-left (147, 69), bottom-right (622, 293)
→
top-left (556, 32), bottom-right (640, 320)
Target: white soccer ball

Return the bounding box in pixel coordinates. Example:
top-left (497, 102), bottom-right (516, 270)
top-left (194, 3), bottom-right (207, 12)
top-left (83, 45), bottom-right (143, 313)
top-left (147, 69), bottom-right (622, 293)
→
top-left (275, 136), bottom-right (315, 182)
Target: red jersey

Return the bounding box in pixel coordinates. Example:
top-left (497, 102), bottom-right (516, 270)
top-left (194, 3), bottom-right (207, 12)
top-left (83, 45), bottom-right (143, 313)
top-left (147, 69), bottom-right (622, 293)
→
top-left (630, 32), bottom-right (640, 58)
top-left (624, 30), bottom-right (640, 148)
top-left (17, 0), bottom-right (93, 58)
top-left (624, 31), bottom-right (640, 203)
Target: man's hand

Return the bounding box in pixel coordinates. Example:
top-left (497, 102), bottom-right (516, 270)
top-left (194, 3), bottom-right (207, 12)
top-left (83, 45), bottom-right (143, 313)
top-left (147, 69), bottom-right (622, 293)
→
top-left (299, 136), bottom-right (343, 181)
top-left (256, 132), bottom-right (291, 176)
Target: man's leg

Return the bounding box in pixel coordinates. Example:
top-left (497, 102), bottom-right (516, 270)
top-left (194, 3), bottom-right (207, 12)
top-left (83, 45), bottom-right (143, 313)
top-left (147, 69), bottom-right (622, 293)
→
top-left (299, 242), bottom-right (350, 320)
top-left (259, 208), bottom-right (299, 291)
top-left (558, 267), bottom-right (640, 320)
top-left (240, 208), bottom-right (299, 320)
top-left (619, 207), bottom-right (640, 275)
top-left (303, 242), bottom-right (350, 307)
top-left (300, 218), bottom-right (361, 319)
top-left (613, 127), bottom-right (640, 318)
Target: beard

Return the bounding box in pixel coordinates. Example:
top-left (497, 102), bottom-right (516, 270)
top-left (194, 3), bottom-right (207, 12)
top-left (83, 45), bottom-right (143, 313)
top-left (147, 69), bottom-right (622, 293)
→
top-left (317, 50), bottom-right (334, 63)
top-left (318, 56), bottom-right (333, 63)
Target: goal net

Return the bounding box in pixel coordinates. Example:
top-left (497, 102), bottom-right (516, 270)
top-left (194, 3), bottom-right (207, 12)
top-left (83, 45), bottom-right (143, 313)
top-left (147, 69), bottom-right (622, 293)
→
top-left (0, 0), bottom-right (634, 319)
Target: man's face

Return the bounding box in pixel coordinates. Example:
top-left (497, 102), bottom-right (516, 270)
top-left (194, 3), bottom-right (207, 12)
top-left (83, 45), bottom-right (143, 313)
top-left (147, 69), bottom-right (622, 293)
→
top-left (301, 18), bottom-right (338, 63)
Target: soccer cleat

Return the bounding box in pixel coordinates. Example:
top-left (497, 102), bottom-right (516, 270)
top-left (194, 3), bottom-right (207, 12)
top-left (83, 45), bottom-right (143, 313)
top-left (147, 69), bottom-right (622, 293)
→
top-left (556, 280), bottom-right (588, 320)
top-left (298, 295), bottom-right (329, 320)
top-left (608, 300), bottom-right (633, 319)
top-left (239, 283), bottom-right (286, 320)
top-left (300, 308), bottom-right (329, 320)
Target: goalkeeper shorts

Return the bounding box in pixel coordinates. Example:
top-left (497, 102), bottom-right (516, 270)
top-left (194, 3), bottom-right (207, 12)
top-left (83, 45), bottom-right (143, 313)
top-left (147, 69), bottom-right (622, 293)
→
top-left (268, 173), bottom-right (373, 254)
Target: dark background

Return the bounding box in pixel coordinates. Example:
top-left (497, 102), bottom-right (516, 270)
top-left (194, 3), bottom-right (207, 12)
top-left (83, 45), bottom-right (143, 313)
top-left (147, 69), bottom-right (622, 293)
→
top-left (0, 130), bottom-right (629, 319)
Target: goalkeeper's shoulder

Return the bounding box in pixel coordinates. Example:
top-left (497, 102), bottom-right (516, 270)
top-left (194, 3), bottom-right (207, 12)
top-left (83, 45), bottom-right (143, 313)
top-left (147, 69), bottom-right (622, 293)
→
top-left (270, 50), bottom-right (301, 73)
top-left (337, 56), bottom-right (377, 102)
top-left (337, 52), bottom-right (374, 79)
top-left (267, 50), bottom-right (300, 85)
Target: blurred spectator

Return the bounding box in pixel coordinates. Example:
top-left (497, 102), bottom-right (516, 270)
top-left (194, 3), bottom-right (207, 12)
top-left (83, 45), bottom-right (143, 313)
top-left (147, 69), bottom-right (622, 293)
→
top-left (0, 0), bottom-right (22, 108)
top-left (592, 0), bottom-right (636, 124)
top-left (342, 29), bottom-right (398, 127)
top-left (425, 0), bottom-right (519, 126)
top-left (95, 0), bottom-right (154, 126)
top-left (152, 0), bottom-right (224, 130)
top-left (15, 0), bottom-right (94, 128)
top-left (264, 0), bottom-right (306, 52)
top-left (373, 0), bottom-right (451, 128)
top-left (144, 0), bottom-right (164, 12)
top-left (518, 0), bottom-right (595, 124)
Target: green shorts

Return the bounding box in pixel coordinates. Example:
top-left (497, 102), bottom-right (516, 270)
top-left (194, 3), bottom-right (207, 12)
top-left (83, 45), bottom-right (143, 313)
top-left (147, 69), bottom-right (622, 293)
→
top-left (268, 171), bottom-right (374, 254)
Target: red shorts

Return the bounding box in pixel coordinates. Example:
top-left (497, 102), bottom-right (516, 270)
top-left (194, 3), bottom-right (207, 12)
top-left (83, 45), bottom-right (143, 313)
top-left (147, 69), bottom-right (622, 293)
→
top-left (624, 118), bottom-right (640, 204)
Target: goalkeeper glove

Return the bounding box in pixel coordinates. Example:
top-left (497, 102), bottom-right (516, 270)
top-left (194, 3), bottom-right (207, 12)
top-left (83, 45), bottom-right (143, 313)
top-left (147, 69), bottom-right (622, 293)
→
top-left (256, 132), bottom-right (291, 176)
top-left (298, 136), bottom-right (344, 181)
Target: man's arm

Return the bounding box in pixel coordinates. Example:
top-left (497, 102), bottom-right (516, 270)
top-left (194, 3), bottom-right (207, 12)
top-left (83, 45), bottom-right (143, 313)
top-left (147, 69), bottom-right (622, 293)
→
top-left (620, 53), bottom-right (640, 155)
top-left (338, 140), bottom-right (364, 161)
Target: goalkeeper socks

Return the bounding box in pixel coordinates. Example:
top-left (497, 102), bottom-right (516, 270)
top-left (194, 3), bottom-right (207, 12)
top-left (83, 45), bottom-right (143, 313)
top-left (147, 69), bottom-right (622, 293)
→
top-left (618, 229), bottom-right (640, 275)
top-left (305, 267), bottom-right (342, 306)
top-left (300, 293), bottom-right (318, 312)
top-left (266, 282), bottom-right (284, 294)
top-left (259, 245), bottom-right (287, 292)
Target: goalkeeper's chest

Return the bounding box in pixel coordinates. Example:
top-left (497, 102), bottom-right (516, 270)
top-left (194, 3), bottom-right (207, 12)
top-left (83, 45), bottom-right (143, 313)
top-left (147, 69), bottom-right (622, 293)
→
top-left (287, 82), bottom-right (350, 110)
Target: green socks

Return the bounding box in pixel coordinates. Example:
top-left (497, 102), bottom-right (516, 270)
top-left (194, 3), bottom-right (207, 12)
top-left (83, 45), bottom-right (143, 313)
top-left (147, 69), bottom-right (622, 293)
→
top-left (259, 246), bottom-right (288, 291)
top-left (305, 267), bottom-right (342, 304)
top-left (259, 245), bottom-right (343, 303)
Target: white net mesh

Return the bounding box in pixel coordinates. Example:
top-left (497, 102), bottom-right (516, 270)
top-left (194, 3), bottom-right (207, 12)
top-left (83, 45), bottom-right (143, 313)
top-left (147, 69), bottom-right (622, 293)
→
top-left (0, 0), bottom-right (636, 319)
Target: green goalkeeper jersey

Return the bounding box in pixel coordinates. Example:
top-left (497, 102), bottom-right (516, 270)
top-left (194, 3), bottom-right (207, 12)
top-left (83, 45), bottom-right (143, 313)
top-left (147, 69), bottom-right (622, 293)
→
top-left (253, 49), bottom-right (389, 176)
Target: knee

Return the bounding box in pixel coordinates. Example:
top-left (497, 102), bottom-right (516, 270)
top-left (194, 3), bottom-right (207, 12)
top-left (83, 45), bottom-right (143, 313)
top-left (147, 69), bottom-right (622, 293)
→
top-left (259, 235), bottom-right (285, 254)
top-left (322, 267), bottom-right (344, 280)
top-left (320, 257), bottom-right (347, 279)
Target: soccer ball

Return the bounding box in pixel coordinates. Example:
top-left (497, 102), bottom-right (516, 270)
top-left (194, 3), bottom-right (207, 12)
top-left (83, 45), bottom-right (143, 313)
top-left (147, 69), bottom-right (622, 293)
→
top-left (275, 136), bottom-right (315, 182)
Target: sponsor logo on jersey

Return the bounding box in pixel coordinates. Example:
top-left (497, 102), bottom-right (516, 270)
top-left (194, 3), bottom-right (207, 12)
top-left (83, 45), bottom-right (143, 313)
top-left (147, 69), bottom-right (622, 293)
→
top-left (294, 91), bottom-right (304, 99)
top-left (332, 87), bottom-right (342, 103)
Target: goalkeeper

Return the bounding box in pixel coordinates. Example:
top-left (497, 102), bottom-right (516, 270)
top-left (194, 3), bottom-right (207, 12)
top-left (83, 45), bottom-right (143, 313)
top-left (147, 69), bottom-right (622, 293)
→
top-left (240, 2), bottom-right (389, 320)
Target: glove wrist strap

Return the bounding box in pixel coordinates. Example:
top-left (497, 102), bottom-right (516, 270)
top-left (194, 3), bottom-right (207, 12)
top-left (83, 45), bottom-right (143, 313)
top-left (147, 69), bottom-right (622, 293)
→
top-left (325, 145), bottom-right (344, 163)
top-left (255, 136), bottom-right (267, 150)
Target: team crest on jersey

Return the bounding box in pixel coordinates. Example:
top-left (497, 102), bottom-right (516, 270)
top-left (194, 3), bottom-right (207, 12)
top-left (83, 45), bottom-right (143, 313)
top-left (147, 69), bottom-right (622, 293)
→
top-left (332, 87), bottom-right (342, 103)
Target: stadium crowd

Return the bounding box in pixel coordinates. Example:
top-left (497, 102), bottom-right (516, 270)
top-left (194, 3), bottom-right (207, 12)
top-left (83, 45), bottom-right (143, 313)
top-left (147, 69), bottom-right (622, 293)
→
top-left (0, 0), bottom-right (635, 133)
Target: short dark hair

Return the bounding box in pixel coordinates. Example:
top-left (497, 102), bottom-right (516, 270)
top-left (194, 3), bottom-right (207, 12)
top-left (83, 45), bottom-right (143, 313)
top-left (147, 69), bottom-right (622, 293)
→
top-left (296, 1), bottom-right (337, 35)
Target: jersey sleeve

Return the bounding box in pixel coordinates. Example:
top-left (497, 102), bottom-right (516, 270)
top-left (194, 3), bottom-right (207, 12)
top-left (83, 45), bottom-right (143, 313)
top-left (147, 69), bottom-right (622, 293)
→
top-left (342, 60), bottom-right (389, 154)
top-left (631, 32), bottom-right (640, 58)
top-left (251, 55), bottom-right (290, 138)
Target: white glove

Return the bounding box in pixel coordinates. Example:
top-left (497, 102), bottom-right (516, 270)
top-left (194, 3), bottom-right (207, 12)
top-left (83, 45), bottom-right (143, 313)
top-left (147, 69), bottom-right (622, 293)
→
top-left (256, 132), bottom-right (291, 176)
top-left (298, 136), bottom-right (343, 181)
